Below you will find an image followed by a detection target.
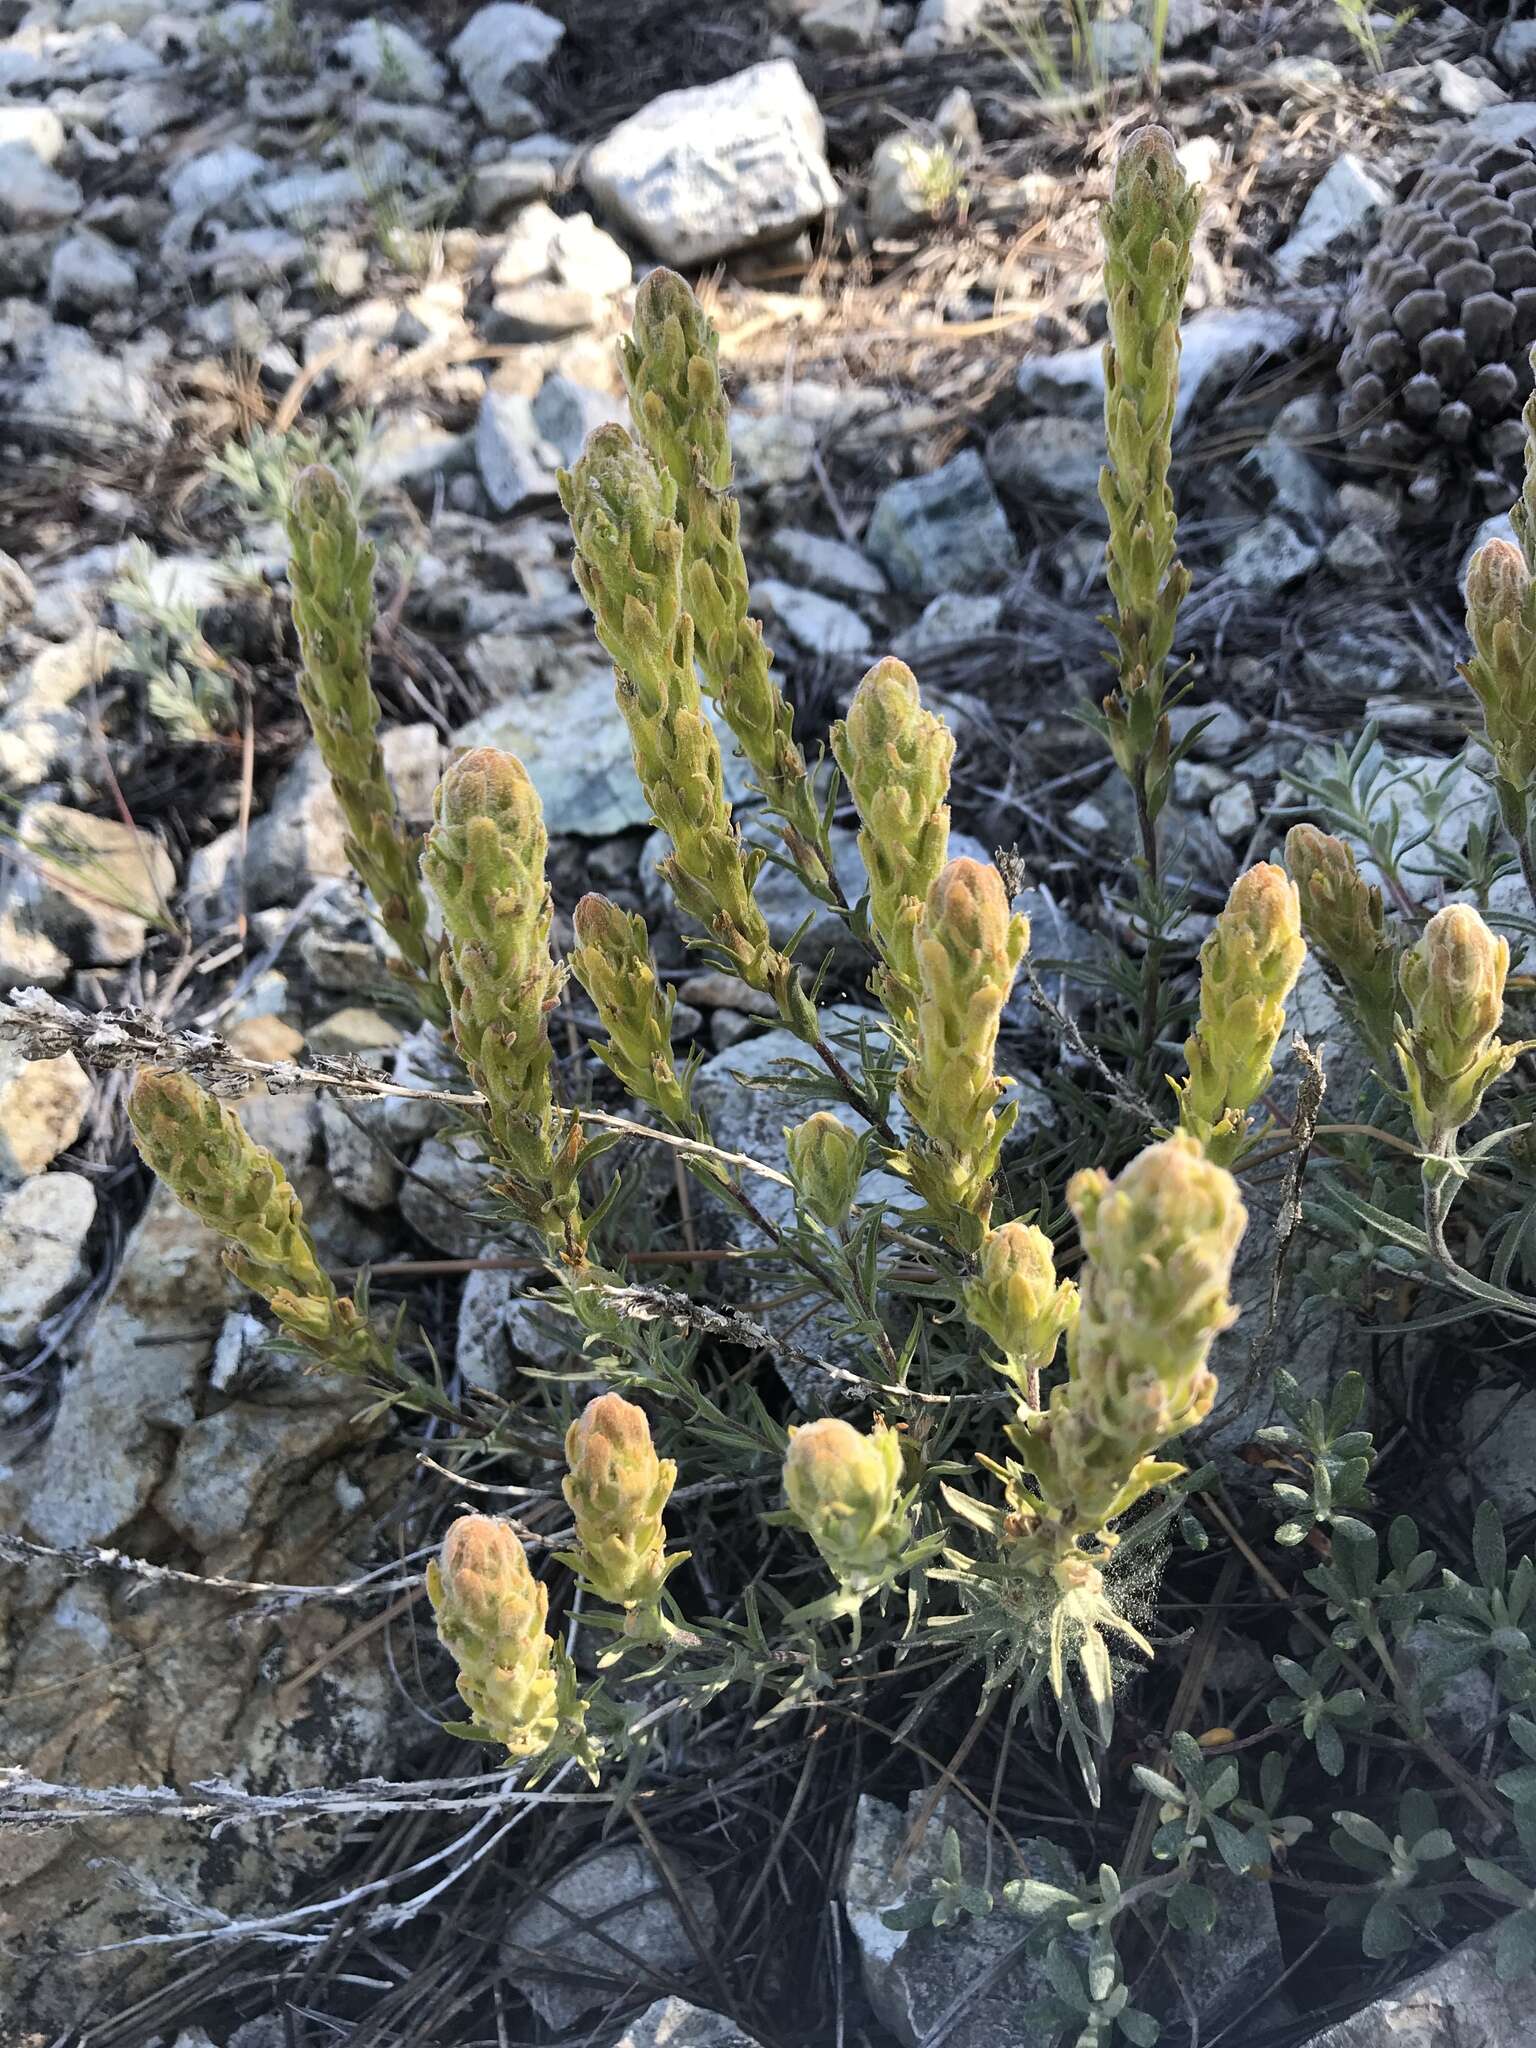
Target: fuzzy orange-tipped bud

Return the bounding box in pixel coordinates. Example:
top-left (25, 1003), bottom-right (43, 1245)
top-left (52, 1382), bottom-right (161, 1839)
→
top-left (1397, 902), bottom-right (1517, 1152)
top-left (783, 1416), bottom-right (909, 1593)
top-left (561, 1392), bottom-right (679, 1611)
top-left (785, 1110), bottom-right (866, 1229)
top-left (426, 1513), bottom-right (559, 1757)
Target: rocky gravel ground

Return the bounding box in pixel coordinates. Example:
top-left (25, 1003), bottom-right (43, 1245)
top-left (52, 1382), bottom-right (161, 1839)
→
top-left (1, 0), bottom-right (1535, 2042)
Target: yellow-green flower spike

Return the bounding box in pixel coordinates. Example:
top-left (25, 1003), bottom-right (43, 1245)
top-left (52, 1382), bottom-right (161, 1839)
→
top-left (1004, 1135), bottom-right (1246, 1543)
top-left (1465, 538), bottom-right (1536, 787)
top-left (427, 1514), bottom-right (559, 1758)
top-left (830, 658), bottom-right (954, 1027)
top-left (1396, 903), bottom-right (1518, 1154)
top-left (898, 858), bottom-right (1029, 1244)
top-left (1463, 537), bottom-right (1536, 902)
top-left (561, 1391), bottom-right (681, 1612)
top-left (1175, 862), bottom-right (1305, 1166)
top-left (1284, 823), bottom-right (1398, 1070)
top-left (783, 1416), bottom-right (909, 1594)
top-left (620, 271), bottom-right (827, 879)
top-left (285, 464), bottom-right (446, 1024)
top-left (1100, 125), bottom-right (1199, 707)
top-left (1510, 343), bottom-right (1536, 571)
top-left (558, 424), bottom-right (781, 990)
top-left (569, 893), bottom-right (693, 1129)
top-left (423, 746), bottom-right (584, 1260)
top-left (964, 1219), bottom-right (1078, 1399)
top-left (128, 1068), bottom-right (377, 1374)
top-left (785, 1110), bottom-right (866, 1230)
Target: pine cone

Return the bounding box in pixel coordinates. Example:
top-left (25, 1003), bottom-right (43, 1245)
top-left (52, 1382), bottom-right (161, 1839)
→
top-left (1338, 131), bottom-right (1536, 520)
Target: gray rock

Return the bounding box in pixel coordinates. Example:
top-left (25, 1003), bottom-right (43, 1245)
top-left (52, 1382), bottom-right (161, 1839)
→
top-left (0, 914), bottom-right (70, 992)
top-left (485, 282), bottom-right (604, 342)
top-left (1292, 1930), bottom-right (1523, 2046)
top-left (500, 1842), bottom-right (718, 2028)
top-left (843, 1790), bottom-right (1057, 2048)
top-left (166, 142), bottom-right (266, 216)
top-left (987, 414), bottom-right (1106, 522)
top-left (318, 1095), bottom-right (401, 1211)
top-left (242, 724), bottom-right (441, 911)
top-left (797, 0), bottom-right (882, 51)
top-left (891, 590), bottom-right (1004, 661)
top-left (454, 664), bottom-right (648, 836)
top-left (378, 1018), bottom-right (474, 1151)
top-left (1273, 153), bottom-right (1391, 282)
top-left (1239, 437), bottom-right (1332, 530)
top-left (548, 210), bottom-right (632, 296)
top-left (753, 578), bottom-right (872, 657)
top-left (906, 0), bottom-right (987, 52)
top-left (865, 449), bottom-right (1018, 595)
top-left (0, 106), bottom-right (66, 162)
top-left (1221, 513), bottom-right (1320, 594)
top-left (531, 373), bottom-right (625, 466)
top-left (331, 18), bottom-right (445, 101)
top-left (1469, 100), bottom-right (1536, 145)
top-left (48, 229), bottom-right (137, 314)
top-left (20, 328), bottom-right (170, 441)
top-left (399, 1132), bottom-right (504, 1256)
top-left (612, 2001), bottom-right (766, 2048)
top-left (475, 388), bottom-right (561, 512)
top-left (1461, 1386), bottom-right (1536, 1521)
top-left (456, 1265), bottom-right (576, 1394)
top-left (0, 143), bottom-right (83, 229)
top-left (11, 802), bottom-right (176, 966)
top-left (1155, 1869), bottom-right (1286, 2033)
top-left (1163, 0), bottom-right (1218, 47)
top-left (765, 527), bottom-right (888, 597)
top-left (582, 59), bottom-right (839, 266)
top-left (1434, 58), bottom-right (1507, 116)
top-left (1088, 16), bottom-right (1152, 74)
top-left (0, 1044), bottom-right (91, 1180)
top-left (450, 3), bottom-right (564, 131)
top-left (1326, 525), bottom-right (1392, 582)
top-left (729, 413), bottom-right (817, 493)
top-left (1495, 22), bottom-right (1536, 81)
top-left (0, 1172), bottom-right (96, 1348)
top-left (471, 152), bottom-right (557, 222)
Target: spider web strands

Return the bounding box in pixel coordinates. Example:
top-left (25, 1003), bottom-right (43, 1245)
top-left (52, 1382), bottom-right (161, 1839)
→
top-left (0, 987), bottom-right (792, 1186)
top-left (0, 1528), bottom-right (430, 1605)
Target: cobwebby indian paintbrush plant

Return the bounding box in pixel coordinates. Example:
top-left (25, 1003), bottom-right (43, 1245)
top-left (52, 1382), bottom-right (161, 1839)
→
top-left (112, 125), bottom-right (1518, 1816)
top-left (559, 1392), bottom-right (687, 1635)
